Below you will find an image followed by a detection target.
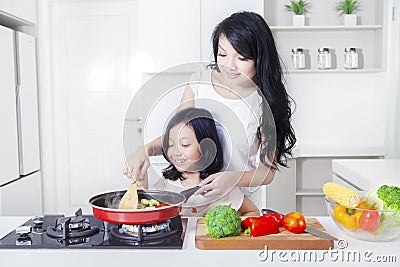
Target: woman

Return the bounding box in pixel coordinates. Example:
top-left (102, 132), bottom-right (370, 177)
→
top-left (125, 11), bottom-right (296, 207)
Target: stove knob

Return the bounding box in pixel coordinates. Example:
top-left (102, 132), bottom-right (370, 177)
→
top-left (32, 216), bottom-right (44, 226)
top-left (16, 225), bottom-right (32, 235)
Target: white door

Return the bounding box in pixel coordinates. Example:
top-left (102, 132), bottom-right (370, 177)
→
top-left (0, 25), bottom-right (20, 185)
top-left (46, 0), bottom-right (200, 214)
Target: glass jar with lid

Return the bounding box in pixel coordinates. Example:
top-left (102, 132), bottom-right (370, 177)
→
top-left (317, 47), bottom-right (332, 69)
top-left (291, 48), bottom-right (305, 69)
top-left (344, 47), bottom-right (358, 69)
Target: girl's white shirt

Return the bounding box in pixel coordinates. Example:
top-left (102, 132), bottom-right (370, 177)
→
top-left (188, 67), bottom-right (263, 207)
top-left (155, 178), bottom-right (244, 217)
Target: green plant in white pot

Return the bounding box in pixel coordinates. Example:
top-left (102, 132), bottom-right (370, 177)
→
top-left (336, 0), bottom-right (362, 26)
top-left (285, 0), bottom-right (310, 26)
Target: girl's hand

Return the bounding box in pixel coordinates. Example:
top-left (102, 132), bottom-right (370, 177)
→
top-left (123, 145), bottom-right (150, 182)
top-left (194, 171), bottom-right (241, 197)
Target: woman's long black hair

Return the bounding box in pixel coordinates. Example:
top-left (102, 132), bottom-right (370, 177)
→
top-left (211, 11), bottom-right (296, 169)
top-left (162, 107), bottom-right (224, 180)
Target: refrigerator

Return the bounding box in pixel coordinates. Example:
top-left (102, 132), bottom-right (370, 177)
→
top-left (0, 25), bottom-right (42, 216)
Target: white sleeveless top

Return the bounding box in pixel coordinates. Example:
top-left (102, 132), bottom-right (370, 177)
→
top-left (188, 68), bottom-right (263, 207)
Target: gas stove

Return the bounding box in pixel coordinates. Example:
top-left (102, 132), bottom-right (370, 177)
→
top-left (0, 209), bottom-right (187, 249)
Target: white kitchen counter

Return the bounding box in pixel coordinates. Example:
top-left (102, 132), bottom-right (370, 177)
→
top-left (332, 159), bottom-right (400, 190)
top-left (0, 216), bottom-right (399, 267)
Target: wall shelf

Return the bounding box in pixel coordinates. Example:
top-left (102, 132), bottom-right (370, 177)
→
top-left (296, 189), bottom-right (324, 196)
top-left (270, 25), bottom-right (383, 31)
top-left (286, 68), bottom-right (384, 74)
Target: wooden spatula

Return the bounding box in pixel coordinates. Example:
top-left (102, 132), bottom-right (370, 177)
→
top-left (118, 181), bottom-right (139, 210)
top-left (119, 157), bottom-right (138, 209)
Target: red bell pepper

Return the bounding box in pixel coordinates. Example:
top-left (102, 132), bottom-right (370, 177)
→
top-left (241, 214), bottom-right (280, 237)
top-left (265, 213), bottom-right (283, 227)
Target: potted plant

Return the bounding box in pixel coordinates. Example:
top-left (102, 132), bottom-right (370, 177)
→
top-left (336, 0), bottom-right (362, 26)
top-left (285, 0), bottom-right (311, 26)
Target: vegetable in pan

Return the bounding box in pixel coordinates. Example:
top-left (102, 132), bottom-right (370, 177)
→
top-left (140, 198), bottom-right (171, 209)
top-left (141, 198), bottom-right (160, 207)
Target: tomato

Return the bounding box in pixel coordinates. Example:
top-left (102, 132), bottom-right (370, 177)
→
top-left (283, 212), bottom-right (307, 234)
top-left (359, 209), bottom-right (380, 232)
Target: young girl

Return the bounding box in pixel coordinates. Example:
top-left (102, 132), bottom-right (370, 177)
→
top-left (156, 107), bottom-right (259, 216)
top-left (126, 11), bottom-right (296, 208)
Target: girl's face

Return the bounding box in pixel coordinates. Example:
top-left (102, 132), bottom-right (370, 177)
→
top-left (216, 34), bottom-right (256, 82)
top-left (167, 123), bottom-right (201, 172)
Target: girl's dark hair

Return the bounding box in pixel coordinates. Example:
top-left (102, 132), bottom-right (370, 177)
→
top-left (211, 11), bottom-right (296, 169)
top-left (162, 107), bottom-right (224, 180)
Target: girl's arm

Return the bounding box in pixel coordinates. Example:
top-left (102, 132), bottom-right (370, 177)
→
top-left (125, 136), bottom-right (163, 182)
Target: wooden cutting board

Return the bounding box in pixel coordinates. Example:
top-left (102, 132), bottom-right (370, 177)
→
top-left (195, 218), bottom-right (334, 250)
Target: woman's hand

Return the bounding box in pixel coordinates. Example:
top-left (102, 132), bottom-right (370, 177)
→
top-left (194, 171), bottom-right (241, 197)
top-left (194, 163), bottom-right (276, 197)
top-left (123, 145), bottom-right (150, 182)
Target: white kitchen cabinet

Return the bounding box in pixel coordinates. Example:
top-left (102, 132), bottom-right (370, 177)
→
top-left (0, 171), bottom-right (42, 216)
top-left (265, 159), bottom-right (296, 214)
top-left (295, 156), bottom-right (381, 216)
top-left (332, 159), bottom-right (400, 190)
top-left (0, 25), bottom-right (20, 186)
top-left (0, 0), bottom-right (37, 23)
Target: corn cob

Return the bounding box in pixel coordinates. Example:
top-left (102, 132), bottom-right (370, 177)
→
top-left (323, 182), bottom-right (360, 208)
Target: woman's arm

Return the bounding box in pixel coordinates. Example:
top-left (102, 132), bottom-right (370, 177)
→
top-left (237, 161), bottom-right (276, 187)
top-left (239, 196), bottom-right (260, 216)
top-left (196, 162), bottom-right (276, 197)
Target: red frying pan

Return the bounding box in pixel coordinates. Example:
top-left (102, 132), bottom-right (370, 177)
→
top-left (89, 186), bottom-right (199, 224)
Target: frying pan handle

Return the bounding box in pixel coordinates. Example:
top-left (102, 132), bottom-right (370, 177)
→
top-left (180, 186), bottom-right (201, 202)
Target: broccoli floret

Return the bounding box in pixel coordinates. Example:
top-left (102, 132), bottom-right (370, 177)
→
top-left (377, 185), bottom-right (400, 210)
top-left (141, 199), bottom-right (150, 206)
top-left (204, 205), bottom-right (242, 238)
top-left (149, 199), bottom-right (160, 207)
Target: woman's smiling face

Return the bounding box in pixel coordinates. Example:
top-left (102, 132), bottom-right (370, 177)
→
top-left (167, 123), bottom-right (201, 172)
top-left (216, 34), bottom-right (256, 82)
